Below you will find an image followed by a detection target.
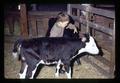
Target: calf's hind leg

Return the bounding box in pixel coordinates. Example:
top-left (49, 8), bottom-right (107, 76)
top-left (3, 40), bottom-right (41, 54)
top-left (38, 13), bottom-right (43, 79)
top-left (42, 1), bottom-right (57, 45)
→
top-left (25, 65), bottom-right (38, 79)
top-left (19, 62), bottom-right (28, 79)
top-left (64, 63), bottom-right (71, 79)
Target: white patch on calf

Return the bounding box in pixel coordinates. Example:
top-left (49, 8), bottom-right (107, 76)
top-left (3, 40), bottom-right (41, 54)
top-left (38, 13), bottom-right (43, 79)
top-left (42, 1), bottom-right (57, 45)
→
top-left (78, 36), bottom-right (99, 55)
top-left (18, 45), bottom-right (21, 54)
top-left (71, 36), bottom-right (99, 60)
top-left (12, 45), bottom-right (21, 59)
top-left (38, 60), bottom-right (57, 65)
top-left (30, 66), bottom-right (38, 79)
top-left (19, 64), bottom-right (28, 79)
top-left (39, 60), bottom-right (45, 64)
top-left (85, 36), bottom-right (99, 54)
top-left (12, 52), bottom-right (18, 59)
top-left (45, 61), bottom-right (57, 65)
top-left (55, 60), bottom-right (61, 78)
top-left (30, 60), bottom-right (45, 79)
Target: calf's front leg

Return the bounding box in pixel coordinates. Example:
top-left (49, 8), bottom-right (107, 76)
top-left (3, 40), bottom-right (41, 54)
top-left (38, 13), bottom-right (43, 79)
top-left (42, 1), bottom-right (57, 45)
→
top-left (55, 60), bottom-right (61, 78)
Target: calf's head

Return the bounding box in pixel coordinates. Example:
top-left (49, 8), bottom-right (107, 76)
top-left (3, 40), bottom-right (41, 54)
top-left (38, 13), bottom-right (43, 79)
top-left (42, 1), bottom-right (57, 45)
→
top-left (79, 33), bottom-right (99, 55)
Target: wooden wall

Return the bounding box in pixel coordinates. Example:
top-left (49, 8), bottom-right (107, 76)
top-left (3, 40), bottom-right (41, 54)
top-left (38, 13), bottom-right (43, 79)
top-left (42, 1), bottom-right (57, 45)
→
top-left (67, 4), bottom-right (115, 78)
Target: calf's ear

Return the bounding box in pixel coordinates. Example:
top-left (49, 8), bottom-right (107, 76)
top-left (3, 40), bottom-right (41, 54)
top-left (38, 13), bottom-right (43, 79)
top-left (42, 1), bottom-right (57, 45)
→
top-left (81, 37), bottom-right (87, 42)
top-left (84, 33), bottom-right (90, 37)
top-left (80, 32), bottom-right (90, 42)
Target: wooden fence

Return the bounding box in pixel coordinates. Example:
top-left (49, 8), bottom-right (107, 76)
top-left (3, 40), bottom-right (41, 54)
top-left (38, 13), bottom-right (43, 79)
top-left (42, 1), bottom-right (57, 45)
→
top-left (67, 4), bottom-right (115, 78)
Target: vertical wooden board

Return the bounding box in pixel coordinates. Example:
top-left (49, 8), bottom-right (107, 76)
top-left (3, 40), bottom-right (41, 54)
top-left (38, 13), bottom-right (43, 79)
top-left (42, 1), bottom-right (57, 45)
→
top-left (14, 17), bottom-right (20, 36)
top-left (80, 24), bottom-right (87, 33)
top-left (109, 19), bottom-right (115, 78)
top-left (7, 17), bottom-right (14, 35)
top-left (37, 17), bottom-right (48, 37)
top-left (31, 16), bottom-right (37, 37)
top-left (37, 18), bottom-right (43, 37)
top-left (67, 4), bottom-right (71, 15)
top-left (20, 4), bottom-right (28, 38)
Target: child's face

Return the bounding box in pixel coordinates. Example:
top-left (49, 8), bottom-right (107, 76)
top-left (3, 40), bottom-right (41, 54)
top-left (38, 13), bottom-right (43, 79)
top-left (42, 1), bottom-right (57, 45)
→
top-left (57, 21), bottom-right (69, 28)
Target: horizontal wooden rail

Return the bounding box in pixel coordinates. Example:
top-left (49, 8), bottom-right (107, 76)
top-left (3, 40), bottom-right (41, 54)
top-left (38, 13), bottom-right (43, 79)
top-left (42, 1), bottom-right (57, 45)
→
top-left (71, 15), bottom-right (113, 36)
top-left (28, 11), bottom-right (63, 16)
top-left (70, 4), bottom-right (115, 19)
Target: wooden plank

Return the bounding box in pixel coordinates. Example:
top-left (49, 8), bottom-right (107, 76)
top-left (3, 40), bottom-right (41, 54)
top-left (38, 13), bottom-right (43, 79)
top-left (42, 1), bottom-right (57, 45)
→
top-left (97, 40), bottom-right (112, 52)
top-left (94, 56), bottom-right (111, 67)
top-left (71, 15), bottom-right (113, 36)
top-left (70, 4), bottom-right (115, 19)
top-left (67, 4), bottom-right (71, 15)
top-left (28, 11), bottom-right (61, 16)
top-left (30, 16), bottom-right (37, 37)
top-left (90, 7), bottom-right (115, 19)
top-left (7, 11), bottom-right (20, 15)
top-left (20, 4), bottom-right (28, 38)
top-left (77, 8), bottom-right (80, 16)
top-left (85, 11), bottom-right (89, 33)
top-left (109, 19), bottom-right (115, 78)
top-left (7, 17), bottom-right (14, 35)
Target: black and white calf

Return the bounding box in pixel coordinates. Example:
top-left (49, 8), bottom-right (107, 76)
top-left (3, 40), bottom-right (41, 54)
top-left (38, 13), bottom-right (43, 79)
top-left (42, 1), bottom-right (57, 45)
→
top-left (12, 33), bottom-right (99, 79)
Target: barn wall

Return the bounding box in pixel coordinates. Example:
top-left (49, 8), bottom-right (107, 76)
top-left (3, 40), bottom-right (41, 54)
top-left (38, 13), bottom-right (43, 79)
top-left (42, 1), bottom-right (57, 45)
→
top-left (4, 4), bottom-right (67, 37)
top-left (28, 11), bottom-right (63, 38)
top-left (67, 4), bottom-right (115, 78)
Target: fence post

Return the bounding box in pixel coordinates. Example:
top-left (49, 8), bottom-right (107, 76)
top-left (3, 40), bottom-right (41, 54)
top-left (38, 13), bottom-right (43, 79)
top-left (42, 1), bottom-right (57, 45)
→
top-left (76, 8), bottom-right (81, 31)
top-left (109, 19), bottom-right (115, 78)
top-left (85, 5), bottom-right (91, 33)
top-left (67, 4), bottom-right (71, 15)
top-left (31, 16), bottom-right (37, 37)
top-left (20, 4), bottom-right (29, 38)
top-left (7, 17), bottom-right (14, 35)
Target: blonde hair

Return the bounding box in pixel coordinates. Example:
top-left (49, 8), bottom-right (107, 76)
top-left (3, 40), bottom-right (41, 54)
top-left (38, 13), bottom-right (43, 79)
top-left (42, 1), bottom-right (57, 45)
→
top-left (57, 12), bottom-right (69, 22)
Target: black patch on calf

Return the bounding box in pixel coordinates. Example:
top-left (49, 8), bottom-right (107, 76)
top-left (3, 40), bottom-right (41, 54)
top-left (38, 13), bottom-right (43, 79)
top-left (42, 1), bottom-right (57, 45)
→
top-left (34, 64), bottom-right (44, 79)
top-left (25, 48), bottom-right (40, 60)
top-left (20, 47), bottom-right (39, 67)
top-left (94, 39), bottom-right (104, 56)
top-left (83, 33), bottom-right (90, 42)
top-left (19, 61), bottom-right (26, 74)
top-left (15, 37), bottom-right (89, 78)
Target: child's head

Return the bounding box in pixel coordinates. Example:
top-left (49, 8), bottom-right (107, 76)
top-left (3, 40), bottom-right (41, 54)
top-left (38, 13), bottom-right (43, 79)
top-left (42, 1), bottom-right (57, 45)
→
top-left (57, 12), bottom-right (69, 22)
